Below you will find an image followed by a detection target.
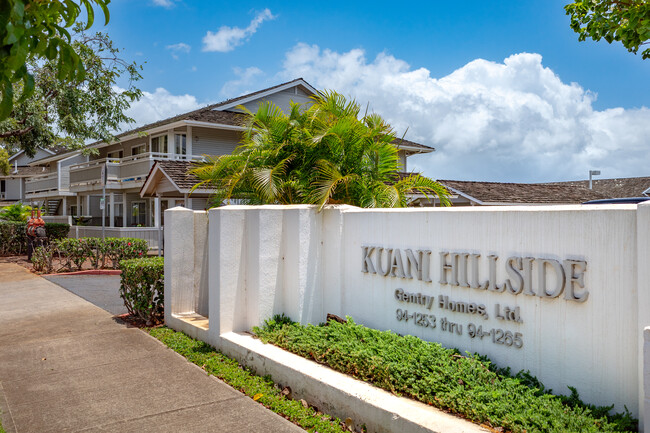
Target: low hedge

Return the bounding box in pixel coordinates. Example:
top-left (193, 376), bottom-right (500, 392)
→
top-left (31, 237), bottom-right (148, 273)
top-left (119, 257), bottom-right (164, 324)
top-left (0, 221), bottom-right (70, 256)
top-left (254, 316), bottom-right (637, 433)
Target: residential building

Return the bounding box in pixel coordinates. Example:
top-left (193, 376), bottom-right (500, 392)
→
top-left (5, 78), bottom-right (433, 245)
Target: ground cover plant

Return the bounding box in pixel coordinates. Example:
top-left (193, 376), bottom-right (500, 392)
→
top-left (120, 257), bottom-right (164, 325)
top-left (148, 327), bottom-right (348, 433)
top-left (254, 316), bottom-right (637, 433)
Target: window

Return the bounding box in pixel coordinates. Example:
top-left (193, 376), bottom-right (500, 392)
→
top-left (151, 135), bottom-right (168, 154)
top-left (107, 150), bottom-right (123, 161)
top-left (175, 133), bottom-right (186, 155)
top-left (132, 143), bottom-right (146, 156)
top-left (70, 205), bottom-right (78, 216)
top-left (131, 201), bottom-right (146, 226)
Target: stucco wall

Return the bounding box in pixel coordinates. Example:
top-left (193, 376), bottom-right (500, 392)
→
top-left (165, 202), bottom-right (650, 427)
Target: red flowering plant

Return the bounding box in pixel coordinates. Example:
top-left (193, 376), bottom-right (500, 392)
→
top-left (104, 238), bottom-right (148, 269)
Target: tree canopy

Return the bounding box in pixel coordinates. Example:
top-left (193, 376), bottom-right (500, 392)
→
top-left (192, 92), bottom-right (450, 209)
top-left (0, 24), bottom-right (142, 158)
top-left (565, 0), bottom-right (650, 59)
top-left (1, 0), bottom-right (111, 119)
top-left (0, 148), bottom-right (10, 176)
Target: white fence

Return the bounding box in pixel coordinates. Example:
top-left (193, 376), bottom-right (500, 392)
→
top-left (42, 216), bottom-right (73, 225)
top-left (73, 226), bottom-right (162, 250)
top-left (165, 203), bottom-right (650, 431)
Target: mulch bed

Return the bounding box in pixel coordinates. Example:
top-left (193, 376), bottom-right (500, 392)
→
top-left (113, 313), bottom-right (164, 329)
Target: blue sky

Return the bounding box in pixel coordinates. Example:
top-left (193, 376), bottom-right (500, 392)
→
top-left (100, 0), bottom-right (650, 182)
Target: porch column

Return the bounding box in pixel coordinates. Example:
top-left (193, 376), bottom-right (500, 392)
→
top-left (109, 193), bottom-right (115, 228)
top-left (183, 193), bottom-right (188, 209)
top-left (85, 195), bottom-right (90, 217)
top-left (76, 194), bottom-right (81, 216)
top-left (154, 196), bottom-right (161, 228)
top-left (187, 125), bottom-right (193, 157)
top-left (62, 197), bottom-right (67, 216)
top-left (167, 129), bottom-right (174, 158)
top-left (122, 193), bottom-right (127, 227)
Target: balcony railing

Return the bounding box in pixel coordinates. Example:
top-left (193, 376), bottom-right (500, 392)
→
top-left (69, 152), bottom-right (202, 189)
top-left (25, 172), bottom-right (58, 195)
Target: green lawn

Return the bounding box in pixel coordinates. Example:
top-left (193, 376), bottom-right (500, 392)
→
top-left (147, 327), bottom-right (348, 433)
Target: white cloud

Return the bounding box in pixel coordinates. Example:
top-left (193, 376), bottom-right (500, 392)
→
top-left (220, 66), bottom-right (264, 98)
top-left (166, 42), bottom-right (191, 60)
top-left (202, 9), bottom-right (276, 53)
top-left (280, 44), bottom-right (650, 182)
top-left (151, 0), bottom-right (174, 8)
top-left (120, 87), bottom-right (207, 130)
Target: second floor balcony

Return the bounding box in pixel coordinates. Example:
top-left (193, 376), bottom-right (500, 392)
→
top-left (25, 172), bottom-right (59, 196)
top-left (69, 152), bottom-right (203, 191)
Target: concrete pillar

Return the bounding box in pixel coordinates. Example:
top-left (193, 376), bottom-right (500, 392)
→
top-left (165, 207), bottom-right (197, 319)
top-left (208, 207), bottom-right (247, 345)
top-left (109, 193), bottom-right (115, 228)
top-left (638, 202), bottom-right (650, 432)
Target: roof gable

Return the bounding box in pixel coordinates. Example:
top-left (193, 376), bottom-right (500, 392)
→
top-left (214, 78), bottom-right (318, 112)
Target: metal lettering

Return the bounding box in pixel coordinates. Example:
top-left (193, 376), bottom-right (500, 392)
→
top-left (390, 249), bottom-right (406, 278)
top-left (361, 246), bottom-right (376, 274)
top-left (563, 259), bottom-right (589, 303)
top-left (537, 258), bottom-right (565, 298)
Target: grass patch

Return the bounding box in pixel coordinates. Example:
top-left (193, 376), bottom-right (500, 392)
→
top-left (147, 327), bottom-right (346, 433)
top-left (254, 316), bottom-right (637, 433)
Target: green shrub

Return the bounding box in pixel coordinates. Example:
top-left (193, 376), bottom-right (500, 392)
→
top-left (31, 245), bottom-right (56, 273)
top-left (0, 221), bottom-right (26, 255)
top-left (119, 257), bottom-right (164, 324)
top-left (0, 221), bottom-right (70, 256)
top-left (56, 238), bottom-right (89, 271)
top-left (0, 203), bottom-right (32, 222)
top-left (254, 317), bottom-right (637, 433)
top-left (44, 222), bottom-right (70, 241)
top-left (105, 237), bottom-right (148, 269)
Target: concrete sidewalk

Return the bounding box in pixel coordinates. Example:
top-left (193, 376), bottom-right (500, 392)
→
top-left (0, 263), bottom-right (304, 433)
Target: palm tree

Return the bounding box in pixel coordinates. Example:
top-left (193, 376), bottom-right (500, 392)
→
top-left (191, 91), bottom-right (450, 209)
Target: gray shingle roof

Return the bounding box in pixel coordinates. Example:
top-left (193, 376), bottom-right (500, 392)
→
top-left (112, 78), bottom-right (312, 141)
top-left (438, 179), bottom-right (609, 204)
top-left (152, 160), bottom-right (211, 191)
top-left (545, 177), bottom-right (650, 198)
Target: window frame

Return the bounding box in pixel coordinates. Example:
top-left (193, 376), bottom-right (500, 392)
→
top-left (131, 143), bottom-right (147, 156)
top-left (151, 134), bottom-right (169, 154)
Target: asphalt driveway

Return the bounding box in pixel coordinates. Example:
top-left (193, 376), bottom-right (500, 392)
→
top-left (43, 274), bottom-right (126, 315)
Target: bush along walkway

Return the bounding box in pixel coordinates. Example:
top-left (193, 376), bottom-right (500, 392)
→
top-left (148, 328), bottom-right (348, 433)
top-left (253, 316), bottom-right (637, 433)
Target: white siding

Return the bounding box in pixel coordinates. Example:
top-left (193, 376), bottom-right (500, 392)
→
top-left (3, 178), bottom-right (24, 200)
top-left (238, 87), bottom-right (313, 115)
top-left (11, 148), bottom-right (54, 165)
top-left (192, 128), bottom-right (240, 157)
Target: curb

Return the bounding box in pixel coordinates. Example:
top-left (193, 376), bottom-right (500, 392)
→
top-left (42, 269), bottom-right (122, 276)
